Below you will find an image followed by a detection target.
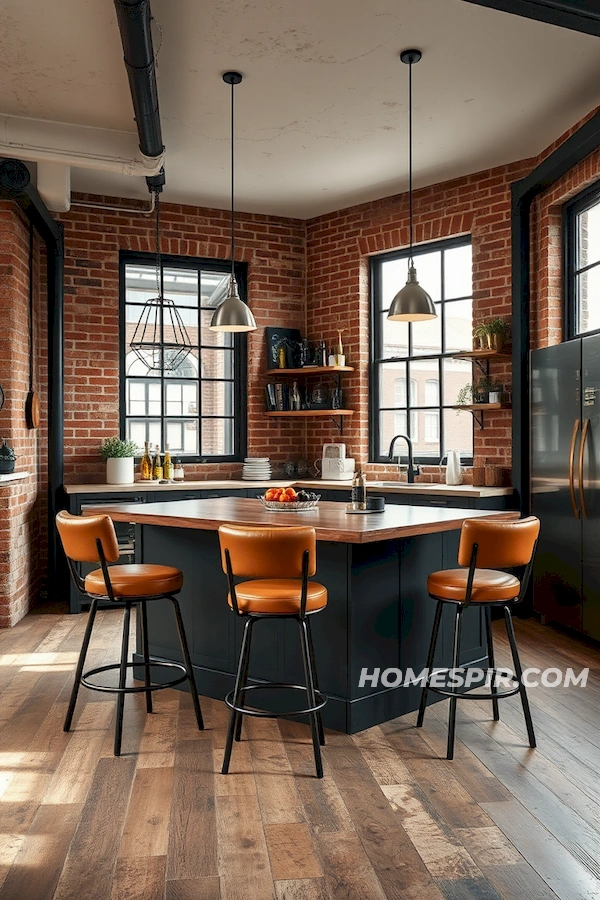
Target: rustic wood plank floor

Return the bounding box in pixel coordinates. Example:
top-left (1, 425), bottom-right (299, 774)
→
top-left (0, 609), bottom-right (598, 900)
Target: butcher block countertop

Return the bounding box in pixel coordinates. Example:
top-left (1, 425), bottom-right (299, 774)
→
top-left (64, 478), bottom-right (513, 497)
top-left (87, 497), bottom-right (513, 545)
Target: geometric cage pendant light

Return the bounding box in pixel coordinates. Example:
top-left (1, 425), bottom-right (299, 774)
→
top-left (129, 193), bottom-right (195, 371)
top-left (210, 71), bottom-right (257, 332)
top-left (387, 49), bottom-right (437, 323)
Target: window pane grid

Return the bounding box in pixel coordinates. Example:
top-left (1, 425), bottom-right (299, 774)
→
top-left (122, 259), bottom-right (244, 460)
top-left (371, 238), bottom-right (473, 463)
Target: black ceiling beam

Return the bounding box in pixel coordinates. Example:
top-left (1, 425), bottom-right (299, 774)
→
top-left (462, 0), bottom-right (600, 36)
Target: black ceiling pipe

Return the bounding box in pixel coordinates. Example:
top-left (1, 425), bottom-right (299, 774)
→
top-left (461, 0), bottom-right (600, 36)
top-left (0, 157), bottom-right (65, 603)
top-left (114, 0), bottom-right (165, 190)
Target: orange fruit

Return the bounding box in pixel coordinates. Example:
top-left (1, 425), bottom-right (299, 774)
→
top-left (265, 488), bottom-right (279, 501)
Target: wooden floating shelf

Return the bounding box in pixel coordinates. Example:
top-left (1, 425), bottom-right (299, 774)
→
top-left (451, 403), bottom-right (511, 411)
top-left (265, 409), bottom-right (354, 417)
top-left (265, 366), bottom-right (354, 375)
top-left (452, 349), bottom-right (511, 361)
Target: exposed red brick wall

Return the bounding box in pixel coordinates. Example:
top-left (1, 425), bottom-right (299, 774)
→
top-left (0, 202), bottom-right (48, 626)
top-left (304, 161), bottom-right (533, 477)
top-left (57, 200), bottom-right (307, 482)
top-left (531, 118), bottom-right (600, 348)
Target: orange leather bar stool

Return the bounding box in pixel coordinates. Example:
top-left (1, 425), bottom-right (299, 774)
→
top-left (417, 515), bottom-right (540, 760)
top-left (56, 510), bottom-right (203, 756)
top-left (218, 524), bottom-right (328, 778)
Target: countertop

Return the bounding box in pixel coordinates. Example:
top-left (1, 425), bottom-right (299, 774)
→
top-left (87, 497), bottom-right (513, 545)
top-left (64, 478), bottom-right (513, 498)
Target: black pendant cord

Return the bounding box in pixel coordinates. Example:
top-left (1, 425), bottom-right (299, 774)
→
top-left (408, 58), bottom-right (413, 267)
top-left (28, 221), bottom-right (34, 391)
top-left (230, 77), bottom-right (235, 280)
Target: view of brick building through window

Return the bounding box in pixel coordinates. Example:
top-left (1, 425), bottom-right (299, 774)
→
top-left (124, 263), bottom-right (238, 459)
top-left (373, 240), bottom-right (474, 463)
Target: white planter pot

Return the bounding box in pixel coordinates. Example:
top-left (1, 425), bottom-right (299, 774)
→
top-left (106, 457), bottom-right (135, 485)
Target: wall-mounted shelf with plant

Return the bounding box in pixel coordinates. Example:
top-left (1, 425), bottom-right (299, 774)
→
top-left (454, 377), bottom-right (511, 428)
top-left (473, 317), bottom-right (510, 352)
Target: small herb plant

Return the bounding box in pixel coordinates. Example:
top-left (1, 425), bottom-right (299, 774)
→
top-left (100, 436), bottom-right (138, 459)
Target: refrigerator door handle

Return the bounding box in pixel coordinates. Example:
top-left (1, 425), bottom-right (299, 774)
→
top-left (569, 418), bottom-right (580, 519)
top-left (579, 418), bottom-right (590, 520)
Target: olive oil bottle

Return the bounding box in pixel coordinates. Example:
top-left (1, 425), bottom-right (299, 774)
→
top-left (163, 444), bottom-right (173, 481)
top-left (152, 445), bottom-right (163, 481)
top-left (140, 441), bottom-right (153, 481)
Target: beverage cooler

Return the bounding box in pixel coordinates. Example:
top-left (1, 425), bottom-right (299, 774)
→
top-left (531, 334), bottom-right (600, 639)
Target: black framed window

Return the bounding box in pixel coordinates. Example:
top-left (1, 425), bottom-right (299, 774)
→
top-left (370, 236), bottom-right (474, 465)
top-left (565, 180), bottom-right (600, 339)
top-left (120, 252), bottom-right (247, 462)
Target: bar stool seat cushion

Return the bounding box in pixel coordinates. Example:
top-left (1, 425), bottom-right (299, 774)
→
top-left (229, 579), bottom-right (328, 614)
top-left (428, 568), bottom-right (520, 603)
top-left (85, 564), bottom-right (183, 598)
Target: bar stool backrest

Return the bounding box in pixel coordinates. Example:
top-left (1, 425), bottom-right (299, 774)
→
top-left (218, 525), bottom-right (317, 578)
top-left (458, 516), bottom-right (540, 569)
top-left (56, 510), bottom-right (120, 564)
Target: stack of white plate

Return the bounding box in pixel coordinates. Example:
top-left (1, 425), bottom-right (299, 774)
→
top-left (242, 457), bottom-right (272, 481)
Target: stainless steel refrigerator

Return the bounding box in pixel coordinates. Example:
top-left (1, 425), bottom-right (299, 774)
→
top-left (531, 335), bottom-right (600, 639)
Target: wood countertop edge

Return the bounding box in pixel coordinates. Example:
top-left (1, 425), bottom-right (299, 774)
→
top-left (87, 504), bottom-right (515, 545)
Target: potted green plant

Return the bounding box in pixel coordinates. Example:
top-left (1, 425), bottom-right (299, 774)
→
top-left (488, 380), bottom-right (504, 403)
top-left (100, 436), bottom-right (138, 485)
top-left (457, 377), bottom-right (493, 406)
top-left (488, 317), bottom-right (509, 351)
top-left (472, 322), bottom-right (490, 350)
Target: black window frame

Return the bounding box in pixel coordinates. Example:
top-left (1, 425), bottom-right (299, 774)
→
top-left (564, 178), bottom-right (600, 341)
top-left (369, 235), bottom-right (474, 466)
top-left (119, 251), bottom-right (248, 463)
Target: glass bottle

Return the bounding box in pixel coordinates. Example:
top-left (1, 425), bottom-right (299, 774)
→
top-left (319, 340), bottom-right (327, 367)
top-left (152, 445), bottom-right (163, 481)
top-left (163, 444), bottom-right (173, 480)
top-left (173, 459), bottom-right (184, 481)
top-left (291, 381), bottom-right (301, 411)
top-left (140, 441), bottom-right (153, 480)
top-left (351, 469), bottom-right (366, 510)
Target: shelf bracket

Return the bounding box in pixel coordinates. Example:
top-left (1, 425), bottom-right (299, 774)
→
top-left (471, 409), bottom-right (484, 429)
top-left (330, 415), bottom-right (344, 434)
top-left (473, 358), bottom-right (490, 378)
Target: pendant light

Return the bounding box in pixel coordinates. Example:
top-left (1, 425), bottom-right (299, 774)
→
top-left (210, 72), bottom-right (257, 332)
top-left (129, 192), bottom-right (195, 371)
top-left (388, 50), bottom-right (437, 322)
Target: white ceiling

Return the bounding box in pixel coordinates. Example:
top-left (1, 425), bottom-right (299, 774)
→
top-left (0, 0), bottom-right (599, 218)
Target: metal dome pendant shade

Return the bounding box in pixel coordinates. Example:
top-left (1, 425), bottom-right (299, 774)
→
top-left (210, 72), bottom-right (256, 333)
top-left (129, 196), bottom-right (195, 371)
top-left (388, 49), bottom-right (437, 323)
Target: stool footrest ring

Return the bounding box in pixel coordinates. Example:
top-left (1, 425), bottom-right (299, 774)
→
top-left (225, 682), bottom-right (327, 718)
top-left (424, 666), bottom-right (521, 700)
top-left (81, 660), bottom-right (188, 694)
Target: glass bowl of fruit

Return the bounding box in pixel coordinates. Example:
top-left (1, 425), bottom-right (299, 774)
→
top-left (258, 487), bottom-right (321, 510)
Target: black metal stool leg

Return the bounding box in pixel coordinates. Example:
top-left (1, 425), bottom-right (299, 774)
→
top-left (485, 605), bottom-right (500, 722)
top-left (234, 617), bottom-right (254, 743)
top-left (140, 600), bottom-right (153, 714)
top-left (64, 598), bottom-right (99, 732)
top-left (298, 618), bottom-right (324, 778)
top-left (114, 601), bottom-right (132, 757)
top-left (504, 606), bottom-right (536, 749)
top-left (447, 606), bottom-right (464, 760)
top-left (170, 596), bottom-right (204, 731)
top-left (305, 618), bottom-right (325, 746)
top-left (416, 600), bottom-right (443, 728)
top-left (223, 617), bottom-right (253, 774)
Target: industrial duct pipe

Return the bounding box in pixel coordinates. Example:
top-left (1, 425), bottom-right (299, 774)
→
top-left (114, 0), bottom-right (166, 191)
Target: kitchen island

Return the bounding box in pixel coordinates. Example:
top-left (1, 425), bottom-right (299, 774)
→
top-left (95, 498), bottom-right (512, 733)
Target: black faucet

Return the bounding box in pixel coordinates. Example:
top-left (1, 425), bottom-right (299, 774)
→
top-left (388, 433), bottom-right (420, 483)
